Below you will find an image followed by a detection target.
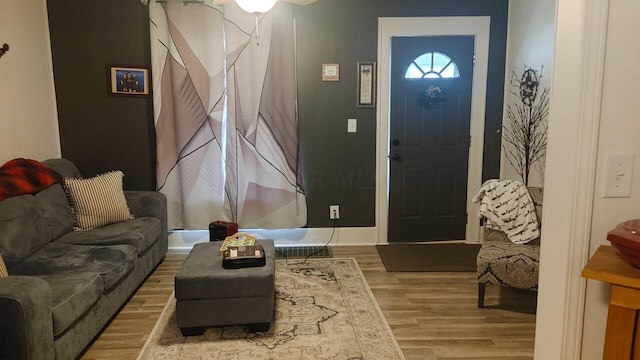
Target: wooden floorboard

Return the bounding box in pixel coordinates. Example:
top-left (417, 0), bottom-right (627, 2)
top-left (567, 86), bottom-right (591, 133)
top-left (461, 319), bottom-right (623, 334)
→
top-left (80, 246), bottom-right (536, 360)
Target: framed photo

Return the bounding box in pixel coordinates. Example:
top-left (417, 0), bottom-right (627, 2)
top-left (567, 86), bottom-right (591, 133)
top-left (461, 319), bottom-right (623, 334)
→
top-left (322, 63), bottom-right (340, 81)
top-left (357, 62), bottom-right (376, 107)
top-left (108, 65), bottom-right (149, 96)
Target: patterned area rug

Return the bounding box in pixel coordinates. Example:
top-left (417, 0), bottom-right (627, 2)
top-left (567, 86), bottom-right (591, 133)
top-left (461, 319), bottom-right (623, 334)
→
top-left (137, 258), bottom-right (405, 360)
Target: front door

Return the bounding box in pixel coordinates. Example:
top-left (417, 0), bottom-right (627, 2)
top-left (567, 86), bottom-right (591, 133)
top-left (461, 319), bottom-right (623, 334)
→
top-left (388, 36), bottom-right (475, 242)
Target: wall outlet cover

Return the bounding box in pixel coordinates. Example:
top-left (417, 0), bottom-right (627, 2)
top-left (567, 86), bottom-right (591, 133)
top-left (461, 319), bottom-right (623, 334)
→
top-left (602, 152), bottom-right (634, 198)
top-left (330, 205), bottom-right (340, 219)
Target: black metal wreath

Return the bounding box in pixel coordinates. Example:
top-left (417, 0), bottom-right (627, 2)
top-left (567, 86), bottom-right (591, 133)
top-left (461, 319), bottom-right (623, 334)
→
top-left (419, 85), bottom-right (447, 109)
top-left (519, 68), bottom-right (539, 107)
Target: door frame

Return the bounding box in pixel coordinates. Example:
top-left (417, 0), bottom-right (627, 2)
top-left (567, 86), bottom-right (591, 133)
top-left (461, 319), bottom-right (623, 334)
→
top-left (376, 16), bottom-right (491, 244)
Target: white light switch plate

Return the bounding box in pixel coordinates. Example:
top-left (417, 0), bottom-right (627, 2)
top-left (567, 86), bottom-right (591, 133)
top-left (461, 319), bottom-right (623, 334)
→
top-left (602, 152), bottom-right (634, 198)
top-left (347, 118), bottom-right (357, 133)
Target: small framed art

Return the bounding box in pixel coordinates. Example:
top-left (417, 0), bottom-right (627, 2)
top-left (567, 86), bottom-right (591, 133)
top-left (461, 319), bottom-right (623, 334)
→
top-left (322, 63), bottom-right (340, 81)
top-left (357, 62), bottom-right (376, 107)
top-left (108, 65), bottom-right (149, 96)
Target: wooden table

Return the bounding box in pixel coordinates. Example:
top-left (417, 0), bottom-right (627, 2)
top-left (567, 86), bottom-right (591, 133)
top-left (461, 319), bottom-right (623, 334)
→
top-left (582, 245), bottom-right (640, 360)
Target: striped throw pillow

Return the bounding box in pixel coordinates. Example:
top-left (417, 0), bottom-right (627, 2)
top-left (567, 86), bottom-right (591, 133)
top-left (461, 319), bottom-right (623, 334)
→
top-left (0, 253), bottom-right (7, 277)
top-left (64, 171), bottom-right (134, 231)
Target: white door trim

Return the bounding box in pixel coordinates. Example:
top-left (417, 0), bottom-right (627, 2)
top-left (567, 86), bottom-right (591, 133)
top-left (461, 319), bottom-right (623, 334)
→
top-left (376, 16), bottom-right (491, 244)
top-left (534, 0), bottom-right (609, 358)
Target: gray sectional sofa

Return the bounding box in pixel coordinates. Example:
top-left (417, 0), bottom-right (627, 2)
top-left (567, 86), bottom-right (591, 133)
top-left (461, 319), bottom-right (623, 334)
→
top-left (0, 159), bottom-right (168, 360)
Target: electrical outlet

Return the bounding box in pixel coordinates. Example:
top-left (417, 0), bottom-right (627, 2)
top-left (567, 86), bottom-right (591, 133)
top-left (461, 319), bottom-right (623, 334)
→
top-left (329, 205), bottom-right (340, 220)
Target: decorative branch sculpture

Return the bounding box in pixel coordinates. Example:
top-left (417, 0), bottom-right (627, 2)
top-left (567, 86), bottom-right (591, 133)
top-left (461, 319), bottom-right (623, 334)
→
top-left (0, 43), bottom-right (9, 59)
top-left (502, 66), bottom-right (549, 186)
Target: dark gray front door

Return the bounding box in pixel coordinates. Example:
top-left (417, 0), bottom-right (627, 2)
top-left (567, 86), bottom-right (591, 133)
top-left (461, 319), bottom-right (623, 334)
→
top-left (388, 36), bottom-right (475, 242)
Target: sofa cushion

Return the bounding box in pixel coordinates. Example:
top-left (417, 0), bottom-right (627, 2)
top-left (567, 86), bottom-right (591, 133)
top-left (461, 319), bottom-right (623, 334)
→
top-left (34, 272), bottom-right (104, 337)
top-left (484, 227), bottom-right (540, 246)
top-left (10, 242), bottom-right (137, 291)
top-left (477, 240), bottom-right (540, 290)
top-left (34, 184), bottom-right (74, 240)
top-left (55, 217), bottom-right (161, 256)
top-left (0, 194), bottom-right (51, 268)
top-left (63, 171), bottom-right (134, 231)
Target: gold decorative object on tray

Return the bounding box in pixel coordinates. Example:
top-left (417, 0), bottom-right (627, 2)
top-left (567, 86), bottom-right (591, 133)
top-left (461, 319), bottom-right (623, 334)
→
top-left (219, 232), bottom-right (256, 255)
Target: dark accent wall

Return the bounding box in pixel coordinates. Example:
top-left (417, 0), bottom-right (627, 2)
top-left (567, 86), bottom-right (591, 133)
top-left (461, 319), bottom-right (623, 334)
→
top-left (295, 0), bottom-right (508, 228)
top-left (46, 0), bottom-right (506, 228)
top-left (47, 0), bottom-right (155, 191)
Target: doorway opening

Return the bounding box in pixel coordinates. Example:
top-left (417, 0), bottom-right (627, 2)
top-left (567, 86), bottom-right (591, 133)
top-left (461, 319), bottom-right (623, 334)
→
top-left (376, 16), bottom-right (491, 244)
top-left (388, 35), bottom-right (475, 242)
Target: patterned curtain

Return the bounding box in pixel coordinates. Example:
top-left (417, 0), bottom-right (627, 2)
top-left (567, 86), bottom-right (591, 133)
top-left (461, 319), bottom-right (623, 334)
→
top-left (149, 0), bottom-right (306, 230)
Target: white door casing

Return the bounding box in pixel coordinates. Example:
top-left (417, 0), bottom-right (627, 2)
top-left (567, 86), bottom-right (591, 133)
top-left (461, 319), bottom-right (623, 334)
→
top-left (376, 16), bottom-right (491, 244)
top-left (534, 0), bottom-right (610, 358)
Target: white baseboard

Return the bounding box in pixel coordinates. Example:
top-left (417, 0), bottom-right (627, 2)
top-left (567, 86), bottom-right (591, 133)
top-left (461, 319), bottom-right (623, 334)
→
top-left (168, 227), bottom-right (381, 250)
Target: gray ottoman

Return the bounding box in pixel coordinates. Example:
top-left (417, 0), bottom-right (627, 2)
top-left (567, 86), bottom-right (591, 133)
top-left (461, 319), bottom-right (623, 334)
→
top-left (174, 239), bottom-right (275, 336)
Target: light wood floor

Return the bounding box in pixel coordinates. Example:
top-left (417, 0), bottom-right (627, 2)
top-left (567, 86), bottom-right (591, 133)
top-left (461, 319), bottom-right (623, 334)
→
top-left (80, 246), bottom-right (536, 360)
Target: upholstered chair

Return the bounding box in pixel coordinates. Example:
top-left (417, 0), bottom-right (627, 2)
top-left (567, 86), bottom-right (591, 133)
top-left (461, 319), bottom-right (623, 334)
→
top-left (476, 187), bottom-right (543, 308)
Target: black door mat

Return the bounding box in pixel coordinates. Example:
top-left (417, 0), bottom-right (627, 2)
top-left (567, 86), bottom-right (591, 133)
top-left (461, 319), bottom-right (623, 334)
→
top-left (275, 246), bottom-right (333, 259)
top-left (376, 243), bottom-right (481, 272)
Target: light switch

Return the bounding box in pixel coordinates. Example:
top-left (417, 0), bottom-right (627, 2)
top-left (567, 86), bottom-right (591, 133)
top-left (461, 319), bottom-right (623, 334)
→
top-left (348, 118), bottom-right (357, 133)
top-left (602, 152), bottom-right (634, 198)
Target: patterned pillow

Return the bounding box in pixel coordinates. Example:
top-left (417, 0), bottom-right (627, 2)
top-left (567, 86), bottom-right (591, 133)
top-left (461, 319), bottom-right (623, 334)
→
top-left (63, 171), bottom-right (134, 231)
top-left (0, 253), bottom-right (7, 277)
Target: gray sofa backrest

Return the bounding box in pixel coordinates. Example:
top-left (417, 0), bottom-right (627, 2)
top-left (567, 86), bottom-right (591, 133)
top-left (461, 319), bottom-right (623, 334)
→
top-left (34, 184), bottom-right (74, 239)
top-left (0, 195), bottom-right (52, 268)
top-left (0, 159), bottom-right (78, 268)
top-left (42, 158), bottom-right (82, 178)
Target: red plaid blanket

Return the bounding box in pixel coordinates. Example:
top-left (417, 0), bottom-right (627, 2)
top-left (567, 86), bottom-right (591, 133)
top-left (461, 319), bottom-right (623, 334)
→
top-left (0, 158), bottom-right (63, 201)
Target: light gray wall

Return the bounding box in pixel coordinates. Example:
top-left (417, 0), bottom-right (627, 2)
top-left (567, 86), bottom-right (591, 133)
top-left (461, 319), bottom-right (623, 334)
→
top-left (582, 0), bottom-right (640, 357)
top-left (0, 0), bottom-right (60, 164)
top-left (535, 0), bottom-right (640, 357)
top-left (500, 0), bottom-right (555, 186)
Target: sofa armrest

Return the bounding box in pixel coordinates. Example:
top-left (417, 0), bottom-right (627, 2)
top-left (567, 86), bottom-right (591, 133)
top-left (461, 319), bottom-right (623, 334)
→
top-left (0, 276), bottom-right (54, 360)
top-left (125, 190), bottom-right (168, 249)
top-left (125, 191), bottom-right (167, 223)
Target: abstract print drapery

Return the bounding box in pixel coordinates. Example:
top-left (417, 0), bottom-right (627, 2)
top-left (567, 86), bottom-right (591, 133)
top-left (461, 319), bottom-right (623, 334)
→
top-left (149, 0), bottom-right (306, 230)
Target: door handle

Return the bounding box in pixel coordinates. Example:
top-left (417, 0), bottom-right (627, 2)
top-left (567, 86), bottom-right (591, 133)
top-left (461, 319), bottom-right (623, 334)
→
top-left (391, 153), bottom-right (401, 161)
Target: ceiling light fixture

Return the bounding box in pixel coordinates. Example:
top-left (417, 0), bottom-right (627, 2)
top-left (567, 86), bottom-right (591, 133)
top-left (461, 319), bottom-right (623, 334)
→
top-left (235, 0), bottom-right (278, 13)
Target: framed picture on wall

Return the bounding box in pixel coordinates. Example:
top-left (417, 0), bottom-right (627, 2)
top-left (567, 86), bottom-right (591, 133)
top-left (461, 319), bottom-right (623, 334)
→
top-left (108, 65), bottom-right (149, 96)
top-left (357, 62), bottom-right (376, 107)
top-left (322, 63), bottom-right (340, 81)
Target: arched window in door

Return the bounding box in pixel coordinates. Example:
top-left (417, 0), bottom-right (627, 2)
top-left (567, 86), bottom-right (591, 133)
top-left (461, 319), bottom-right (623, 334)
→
top-left (405, 52), bottom-right (460, 79)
